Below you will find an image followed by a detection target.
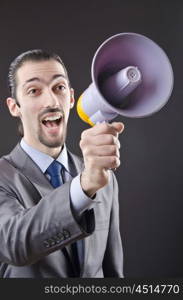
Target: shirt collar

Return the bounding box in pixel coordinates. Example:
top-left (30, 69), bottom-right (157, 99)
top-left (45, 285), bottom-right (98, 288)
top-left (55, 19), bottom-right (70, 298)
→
top-left (20, 138), bottom-right (70, 174)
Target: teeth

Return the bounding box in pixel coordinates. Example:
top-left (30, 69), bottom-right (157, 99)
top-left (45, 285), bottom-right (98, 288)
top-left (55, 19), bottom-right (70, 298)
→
top-left (43, 115), bottom-right (62, 121)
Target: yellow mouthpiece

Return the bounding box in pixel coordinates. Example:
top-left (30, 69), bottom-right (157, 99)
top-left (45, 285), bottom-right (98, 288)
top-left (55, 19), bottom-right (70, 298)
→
top-left (77, 94), bottom-right (95, 126)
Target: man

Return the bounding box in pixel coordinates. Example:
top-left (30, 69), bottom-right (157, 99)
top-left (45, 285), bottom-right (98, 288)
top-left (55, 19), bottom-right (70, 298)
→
top-left (0, 49), bottom-right (124, 277)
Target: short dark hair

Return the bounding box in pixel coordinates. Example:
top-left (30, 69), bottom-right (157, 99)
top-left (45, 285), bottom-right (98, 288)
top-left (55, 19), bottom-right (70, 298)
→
top-left (7, 49), bottom-right (70, 137)
top-left (8, 49), bottom-right (70, 99)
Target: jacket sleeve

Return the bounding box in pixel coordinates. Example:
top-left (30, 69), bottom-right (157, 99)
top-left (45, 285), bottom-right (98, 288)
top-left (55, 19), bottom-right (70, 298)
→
top-left (0, 181), bottom-right (94, 266)
top-left (102, 172), bottom-right (124, 277)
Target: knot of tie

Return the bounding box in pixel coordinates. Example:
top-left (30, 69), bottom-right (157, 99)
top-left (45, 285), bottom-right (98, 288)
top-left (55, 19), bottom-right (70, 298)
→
top-left (46, 160), bottom-right (63, 188)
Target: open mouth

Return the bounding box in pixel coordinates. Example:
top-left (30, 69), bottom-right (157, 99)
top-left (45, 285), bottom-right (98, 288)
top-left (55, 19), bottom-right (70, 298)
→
top-left (41, 113), bottom-right (63, 128)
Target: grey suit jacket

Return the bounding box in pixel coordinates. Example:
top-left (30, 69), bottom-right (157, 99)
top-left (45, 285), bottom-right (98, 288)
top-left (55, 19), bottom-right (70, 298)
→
top-left (0, 143), bottom-right (123, 277)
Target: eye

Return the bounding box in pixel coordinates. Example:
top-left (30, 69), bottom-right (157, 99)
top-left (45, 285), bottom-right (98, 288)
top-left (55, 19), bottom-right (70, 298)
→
top-left (55, 84), bottom-right (66, 92)
top-left (28, 88), bottom-right (39, 95)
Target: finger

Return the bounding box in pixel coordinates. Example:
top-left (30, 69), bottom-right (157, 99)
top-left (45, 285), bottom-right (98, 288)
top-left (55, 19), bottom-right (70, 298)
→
top-left (81, 122), bottom-right (124, 138)
top-left (80, 134), bottom-right (121, 148)
top-left (110, 122), bottom-right (124, 133)
top-left (86, 156), bottom-right (121, 170)
top-left (83, 145), bottom-right (120, 158)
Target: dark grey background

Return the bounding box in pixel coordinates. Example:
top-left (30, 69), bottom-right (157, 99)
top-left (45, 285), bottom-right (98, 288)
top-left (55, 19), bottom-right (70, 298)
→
top-left (0, 0), bottom-right (182, 277)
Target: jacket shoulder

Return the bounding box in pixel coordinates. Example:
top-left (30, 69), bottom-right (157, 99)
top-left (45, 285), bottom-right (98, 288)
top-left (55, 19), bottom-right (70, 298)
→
top-left (0, 155), bottom-right (18, 181)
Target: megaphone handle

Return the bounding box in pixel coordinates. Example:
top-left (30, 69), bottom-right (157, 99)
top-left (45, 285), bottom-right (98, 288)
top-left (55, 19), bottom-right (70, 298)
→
top-left (96, 121), bottom-right (117, 172)
top-left (96, 121), bottom-right (106, 124)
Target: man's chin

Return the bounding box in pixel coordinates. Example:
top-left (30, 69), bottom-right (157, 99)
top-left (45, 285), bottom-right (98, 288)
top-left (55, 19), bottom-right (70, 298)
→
top-left (39, 136), bottom-right (64, 148)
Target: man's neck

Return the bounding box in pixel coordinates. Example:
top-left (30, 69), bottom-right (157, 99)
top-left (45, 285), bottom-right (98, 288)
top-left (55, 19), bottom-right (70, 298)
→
top-left (23, 138), bottom-right (63, 159)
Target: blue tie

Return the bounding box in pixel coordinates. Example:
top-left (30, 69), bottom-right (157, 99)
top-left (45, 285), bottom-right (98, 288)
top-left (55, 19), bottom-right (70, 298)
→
top-left (46, 160), bottom-right (63, 188)
top-left (46, 160), bottom-right (82, 275)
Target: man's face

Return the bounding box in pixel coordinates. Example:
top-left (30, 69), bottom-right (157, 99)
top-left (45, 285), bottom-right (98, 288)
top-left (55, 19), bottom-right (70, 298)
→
top-left (7, 59), bottom-right (74, 155)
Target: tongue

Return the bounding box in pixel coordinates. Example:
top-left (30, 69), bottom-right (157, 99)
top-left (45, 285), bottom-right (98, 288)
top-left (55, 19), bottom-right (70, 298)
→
top-left (45, 120), bottom-right (58, 128)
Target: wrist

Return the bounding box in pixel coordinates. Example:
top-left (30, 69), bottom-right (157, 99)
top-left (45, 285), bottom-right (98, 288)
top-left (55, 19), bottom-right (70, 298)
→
top-left (80, 171), bottom-right (98, 198)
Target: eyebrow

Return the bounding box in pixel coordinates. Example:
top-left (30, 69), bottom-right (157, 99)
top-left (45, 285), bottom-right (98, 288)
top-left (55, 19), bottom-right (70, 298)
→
top-left (23, 74), bottom-right (67, 87)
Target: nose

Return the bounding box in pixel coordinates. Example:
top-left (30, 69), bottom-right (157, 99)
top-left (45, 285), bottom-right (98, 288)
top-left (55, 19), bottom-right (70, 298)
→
top-left (43, 89), bottom-right (60, 108)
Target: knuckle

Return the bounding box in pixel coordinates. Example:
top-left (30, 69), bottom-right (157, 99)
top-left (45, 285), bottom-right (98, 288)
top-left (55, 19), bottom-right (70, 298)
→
top-left (82, 146), bottom-right (93, 157)
top-left (110, 145), bottom-right (118, 155)
top-left (115, 146), bottom-right (119, 156)
top-left (81, 129), bottom-right (88, 139)
top-left (79, 139), bottom-right (83, 148)
top-left (110, 156), bottom-right (120, 168)
top-left (82, 147), bottom-right (89, 157)
top-left (116, 158), bottom-right (121, 167)
top-left (80, 138), bottom-right (87, 149)
top-left (81, 132), bottom-right (85, 140)
top-left (110, 156), bottom-right (117, 164)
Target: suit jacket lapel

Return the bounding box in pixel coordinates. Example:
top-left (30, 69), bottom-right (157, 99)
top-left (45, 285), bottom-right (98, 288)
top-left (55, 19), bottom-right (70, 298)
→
top-left (5, 143), bottom-right (53, 198)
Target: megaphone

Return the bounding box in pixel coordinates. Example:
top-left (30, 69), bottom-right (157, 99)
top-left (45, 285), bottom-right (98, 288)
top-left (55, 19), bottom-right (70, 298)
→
top-left (77, 32), bottom-right (174, 126)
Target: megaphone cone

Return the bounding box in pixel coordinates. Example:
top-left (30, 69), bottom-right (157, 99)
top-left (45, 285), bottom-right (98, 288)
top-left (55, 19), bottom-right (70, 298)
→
top-left (77, 32), bottom-right (174, 126)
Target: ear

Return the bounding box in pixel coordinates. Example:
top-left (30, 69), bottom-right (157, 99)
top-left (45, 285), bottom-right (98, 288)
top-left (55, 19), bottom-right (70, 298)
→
top-left (6, 97), bottom-right (21, 117)
top-left (70, 88), bottom-right (75, 109)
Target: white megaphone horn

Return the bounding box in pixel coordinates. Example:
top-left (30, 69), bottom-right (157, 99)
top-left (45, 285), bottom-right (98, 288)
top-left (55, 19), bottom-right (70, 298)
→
top-left (77, 32), bottom-right (174, 126)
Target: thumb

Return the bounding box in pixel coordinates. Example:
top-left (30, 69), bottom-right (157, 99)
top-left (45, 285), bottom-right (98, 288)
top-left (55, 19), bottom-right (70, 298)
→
top-left (111, 122), bottom-right (125, 133)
